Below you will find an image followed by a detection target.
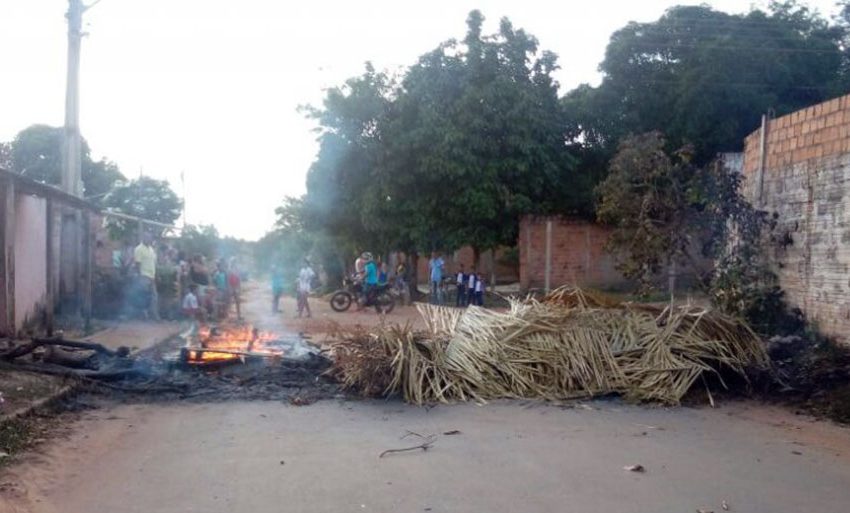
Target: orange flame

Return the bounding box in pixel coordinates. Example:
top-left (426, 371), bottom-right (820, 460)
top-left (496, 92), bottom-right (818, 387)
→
top-left (186, 325), bottom-right (282, 363)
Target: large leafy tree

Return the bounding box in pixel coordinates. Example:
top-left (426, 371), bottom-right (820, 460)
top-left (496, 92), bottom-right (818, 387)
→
top-left (102, 176), bottom-right (183, 240)
top-left (0, 142), bottom-right (11, 170)
top-left (301, 11), bottom-right (577, 269)
top-left (377, 12), bottom-right (574, 257)
top-left (177, 224), bottom-right (221, 260)
top-left (7, 124), bottom-right (125, 200)
top-left (301, 64), bottom-right (394, 255)
top-left (566, 3), bottom-right (847, 164)
top-left (256, 196), bottom-right (343, 288)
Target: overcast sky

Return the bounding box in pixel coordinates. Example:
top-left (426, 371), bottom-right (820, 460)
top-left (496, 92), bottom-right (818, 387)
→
top-left (0, 0), bottom-right (840, 239)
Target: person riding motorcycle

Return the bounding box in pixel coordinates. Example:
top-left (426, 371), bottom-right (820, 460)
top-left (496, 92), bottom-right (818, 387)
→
top-left (361, 252), bottom-right (379, 308)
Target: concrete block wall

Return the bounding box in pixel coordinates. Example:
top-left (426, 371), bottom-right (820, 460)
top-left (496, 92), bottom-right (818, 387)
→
top-left (742, 93), bottom-right (850, 344)
top-left (519, 216), bottom-right (628, 291)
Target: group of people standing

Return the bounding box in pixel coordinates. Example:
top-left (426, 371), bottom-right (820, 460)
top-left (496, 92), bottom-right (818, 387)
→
top-left (270, 259), bottom-right (316, 318)
top-left (454, 264), bottom-right (486, 307)
top-left (122, 233), bottom-right (242, 324)
top-left (428, 253), bottom-right (487, 307)
top-left (180, 253), bottom-right (242, 322)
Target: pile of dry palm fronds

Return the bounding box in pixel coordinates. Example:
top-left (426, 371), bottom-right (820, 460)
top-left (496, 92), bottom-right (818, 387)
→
top-left (327, 286), bottom-right (768, 406)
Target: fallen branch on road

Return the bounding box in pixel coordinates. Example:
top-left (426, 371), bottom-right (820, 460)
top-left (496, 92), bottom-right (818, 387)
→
top-left (379, 434), bottom-right (437, 458)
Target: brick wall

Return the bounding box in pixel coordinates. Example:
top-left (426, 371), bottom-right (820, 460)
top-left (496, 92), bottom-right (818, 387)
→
top-left (519, 216), bottom-right (628, 291)
top-left (416, 246), bottom-right (519, 285)
top-left (742, 93), bottom-right (850, 344)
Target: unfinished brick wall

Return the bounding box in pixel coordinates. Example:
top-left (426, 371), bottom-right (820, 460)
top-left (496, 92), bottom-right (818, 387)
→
top-left (742, 93), bottom-right (850, 344)
top-left (519, 216), bottom-right (628, 291)
top-left (416, 246), bottom-right (519, 285)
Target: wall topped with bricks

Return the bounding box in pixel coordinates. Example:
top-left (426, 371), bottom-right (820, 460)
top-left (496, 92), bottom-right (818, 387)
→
top-left (742, 93), bottom-right (850, 344)
top-left (743, 94), bottom-right (850, 178)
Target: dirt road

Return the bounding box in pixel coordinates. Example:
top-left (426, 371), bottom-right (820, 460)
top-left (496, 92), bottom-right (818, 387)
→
top-left (3, 284), bottom-right (850, 512)
top-left (241, 282), bottom-right (427, 339)
top-left (3, 400), bottom-right (850, 513)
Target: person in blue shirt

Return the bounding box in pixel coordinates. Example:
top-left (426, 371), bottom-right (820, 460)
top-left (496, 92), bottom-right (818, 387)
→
top-left (429, 252), bottom-right (445, 305)
top-left (358, 252), bottom-right (379, 310)
top-left (271, 265), bottom-right (285, 313)
top-left (378, 261), bottom-right (388, 285)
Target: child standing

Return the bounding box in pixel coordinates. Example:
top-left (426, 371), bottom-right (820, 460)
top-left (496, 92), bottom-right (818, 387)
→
top-left (475, 274), bottom-right (485, 306)
top-left (455, 265), bottom-right (466, 307)
top-left (467, 269), bottom-right (477, 307)
top-left (182, 284), bottom-right (203, 322)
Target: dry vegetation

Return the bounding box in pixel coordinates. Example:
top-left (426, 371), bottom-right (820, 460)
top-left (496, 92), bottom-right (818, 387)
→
top-left (327, 287), bottom-right (768, 405)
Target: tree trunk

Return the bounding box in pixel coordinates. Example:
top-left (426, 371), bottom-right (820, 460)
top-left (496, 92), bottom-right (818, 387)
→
top-left (408, 251), bottom-right (419, 302)
top-left (488, 249), bottom-right (496, 287)
top-left (472, 247), bottom-right (481, 270)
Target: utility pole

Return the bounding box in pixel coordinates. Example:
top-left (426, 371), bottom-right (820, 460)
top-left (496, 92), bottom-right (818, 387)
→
top-left (61, 0), bottom-right (84, 197)
top-left (60, 0), bottom-right (102, 327)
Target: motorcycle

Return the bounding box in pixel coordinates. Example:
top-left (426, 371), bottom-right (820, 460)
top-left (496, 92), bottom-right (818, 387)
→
top-left (330, 276), bottom-right (396, 314)
top-left (329, 275), bottom-right (361, 312)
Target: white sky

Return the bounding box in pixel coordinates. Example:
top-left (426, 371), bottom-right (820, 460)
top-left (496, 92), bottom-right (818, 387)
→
top-left (0, 0), bottom-right (840, 240)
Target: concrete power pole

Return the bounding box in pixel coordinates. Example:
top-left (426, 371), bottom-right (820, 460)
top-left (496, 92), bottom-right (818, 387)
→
top-left (62, 0), bottom-right (84, 197)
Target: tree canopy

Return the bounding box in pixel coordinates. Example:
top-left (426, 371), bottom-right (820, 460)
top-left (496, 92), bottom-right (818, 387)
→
top-left (102, 176), bottom-right (183, 240)
top-left (565, 3), bottom-right (848, 164)
top-left (7, 124), bottom-right (125, 201)
top-left (300, 11), bottom-right (577, 263)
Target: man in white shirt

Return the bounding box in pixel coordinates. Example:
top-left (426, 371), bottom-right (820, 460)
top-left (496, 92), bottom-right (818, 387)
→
top-left (133, 232), bottom-right (159, 321)
top-left (297, 259), bottom-right (316, 318)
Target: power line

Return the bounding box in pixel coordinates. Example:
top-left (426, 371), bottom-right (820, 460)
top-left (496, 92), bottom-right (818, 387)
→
top-left (615, 41), bottom-right (843, 55)
top-left (610, 77), bottom-right (837, 92)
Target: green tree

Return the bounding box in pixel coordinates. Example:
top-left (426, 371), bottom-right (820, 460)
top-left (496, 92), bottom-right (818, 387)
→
top-left (597, 132), bottom-right (773, 306)
top-left (7, 124), bottom-right (126, 201)
top-left (301, 64), bottom-right (395, 255)
top-left (102, 176), bottom-right (183, 241)
top-left (566, 3), bottom-right (847, 164)
top-left (596, 132), bottom-right (697, 292)
top-left (302, 11), bottom-right (576, 272)
top-left (256, 197), bottom-right (319, 289)
top-left (178, 224), bottom-right (220, 260)
top-left (376, 12), bottom-right (575, 259)
top-left (0, 141), bottom-right (11, 170)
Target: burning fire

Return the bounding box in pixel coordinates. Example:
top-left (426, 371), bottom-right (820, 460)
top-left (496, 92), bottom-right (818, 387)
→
top-left (185, 324), bottom-right (282, 364)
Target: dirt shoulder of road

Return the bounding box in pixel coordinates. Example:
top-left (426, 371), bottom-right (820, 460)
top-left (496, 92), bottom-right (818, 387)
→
top-left (1, 321), bottom-right (183, 463)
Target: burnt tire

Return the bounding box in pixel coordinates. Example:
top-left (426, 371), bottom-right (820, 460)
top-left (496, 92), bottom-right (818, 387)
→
top-left (330, 291), bottom-right (353, 312)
